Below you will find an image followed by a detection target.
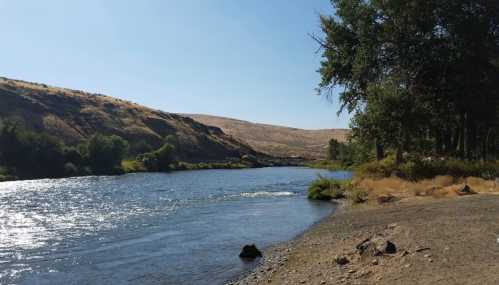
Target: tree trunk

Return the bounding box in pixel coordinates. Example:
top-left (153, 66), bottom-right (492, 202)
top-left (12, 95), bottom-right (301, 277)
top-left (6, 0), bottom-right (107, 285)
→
top-left (395, 147), bottom-right (403, 165)
top-left (483, 128), bottom-right (491, 161)
top-left (375, 139), bottom-right (384, 161)
top-left (459, 111), bottom-right (465, 160)
top-left (452, 126), bottom-right (460, 154)
top-left (435, 131), bottom-right (443, 155)
top-left (465, 112), bottom-right (473, 160)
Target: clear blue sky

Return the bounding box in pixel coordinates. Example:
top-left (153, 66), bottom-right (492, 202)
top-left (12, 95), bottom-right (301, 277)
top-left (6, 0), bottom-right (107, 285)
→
top-left (0, 0), bottom-right (350, 129)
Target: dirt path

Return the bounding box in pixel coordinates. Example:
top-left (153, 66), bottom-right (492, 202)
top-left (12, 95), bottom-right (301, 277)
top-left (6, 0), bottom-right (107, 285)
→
top-left (233, 194), bottom-right (499, 285)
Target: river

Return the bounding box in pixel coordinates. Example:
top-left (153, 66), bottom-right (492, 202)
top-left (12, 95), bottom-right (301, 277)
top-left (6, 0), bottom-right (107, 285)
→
top-left (0, 167), bottom-right (351, 285)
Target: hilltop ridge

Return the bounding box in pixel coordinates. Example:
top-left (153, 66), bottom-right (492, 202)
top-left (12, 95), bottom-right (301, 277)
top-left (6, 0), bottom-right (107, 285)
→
top-left (0, 77), bottom-right (257, 163)
top-left (186, 114), bottom-right (349, 159)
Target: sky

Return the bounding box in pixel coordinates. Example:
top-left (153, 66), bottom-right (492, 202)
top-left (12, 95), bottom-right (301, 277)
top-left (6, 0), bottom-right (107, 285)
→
top-left (0, 0), bottom-right (350, 129)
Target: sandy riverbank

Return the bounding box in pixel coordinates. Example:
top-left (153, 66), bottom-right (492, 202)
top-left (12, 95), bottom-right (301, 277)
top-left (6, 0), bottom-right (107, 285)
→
top-left (232, 180), bottom-right (499, 285)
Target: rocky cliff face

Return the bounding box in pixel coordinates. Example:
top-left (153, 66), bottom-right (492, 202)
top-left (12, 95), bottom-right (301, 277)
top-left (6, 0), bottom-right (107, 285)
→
top-left (0, 77), bottom-right (256, 162)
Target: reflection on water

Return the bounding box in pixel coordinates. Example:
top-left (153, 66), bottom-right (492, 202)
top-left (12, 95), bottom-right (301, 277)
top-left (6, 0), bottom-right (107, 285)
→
top-left (0, 167), bottom-right (351, 284)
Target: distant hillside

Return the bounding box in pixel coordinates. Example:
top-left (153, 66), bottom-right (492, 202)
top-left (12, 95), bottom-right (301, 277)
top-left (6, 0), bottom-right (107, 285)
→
top-left (185, 114), bottom-right (350, 159)
top-left (0, 77), bottom-right (257, 163)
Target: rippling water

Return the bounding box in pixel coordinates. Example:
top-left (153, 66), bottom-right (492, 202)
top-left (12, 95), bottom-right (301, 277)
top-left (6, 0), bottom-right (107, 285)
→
top-left (0, 167), bottom-right (351, 285)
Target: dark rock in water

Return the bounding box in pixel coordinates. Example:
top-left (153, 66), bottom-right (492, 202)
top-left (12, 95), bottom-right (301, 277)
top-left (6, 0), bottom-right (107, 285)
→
top-left (334, 255), bottom-right (349, 265)
top-left (456, 184), bottom-right (476, 196)
top-left (239, 244), bottom-right (262, 259)
top-left (357, 237), bottom-right (397, 256)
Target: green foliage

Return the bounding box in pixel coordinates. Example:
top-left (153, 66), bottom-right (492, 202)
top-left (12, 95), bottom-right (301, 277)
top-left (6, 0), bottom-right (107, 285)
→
top-left (348, 188), bottom-right (368, 204)
top-left (357, 157), bottom-right (499, 181)
top-left (336, 140), bottom-right (372, 167)
top-left (122, 159), bottom-right (147, 173)
top-left (84, 134), bottom-right (129, 175)
top-left (308, 176), bottom-right (347, 200)
top-left (0, 122), bottom-right (66, 178)
top-left (63, 162), bottom-right (79, 177)
top-left (137, 143), bottom-right (176, 172)
top-left (317, 0), bottom-right (499, 162)
top-left (307, 160), bottom-right (345, 171)
top-left (0, 122), bottom-right (133, 179)
top-left (0, 166), bottom-right (15, 182)
top-left (327, 139), bottom-right (340, 161)
top-left (129, 140), bottom-right (153, 156)
top-left (310, 139), bottom-right (372, 170)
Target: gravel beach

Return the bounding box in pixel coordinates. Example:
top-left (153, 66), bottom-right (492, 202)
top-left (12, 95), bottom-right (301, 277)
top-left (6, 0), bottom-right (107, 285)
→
top-left (232, 193), bottom-right (499, 285)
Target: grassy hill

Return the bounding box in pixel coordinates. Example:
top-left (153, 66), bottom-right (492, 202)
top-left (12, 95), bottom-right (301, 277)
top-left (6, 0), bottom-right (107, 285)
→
top-left (0, 77), bottom-right (257, 163)
top-left (185, 114), bottom-right (350, 159)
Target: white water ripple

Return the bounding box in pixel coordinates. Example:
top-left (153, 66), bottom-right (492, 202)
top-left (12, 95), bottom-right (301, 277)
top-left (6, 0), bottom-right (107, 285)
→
top-left (240, 191), bottom-right (295, 198)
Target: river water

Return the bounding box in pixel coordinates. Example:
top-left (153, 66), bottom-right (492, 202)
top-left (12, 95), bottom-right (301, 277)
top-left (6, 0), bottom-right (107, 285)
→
top-left (0, 167), bottom-right (351, 285)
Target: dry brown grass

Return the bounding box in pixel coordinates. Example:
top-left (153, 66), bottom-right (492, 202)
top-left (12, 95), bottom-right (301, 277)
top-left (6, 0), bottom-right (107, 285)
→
top-left (353, 175), bottom-right (499, 203)
top-left (0, 77), bottom-right (257, 163)
top-left (185, 114), bottom-right (350, 159)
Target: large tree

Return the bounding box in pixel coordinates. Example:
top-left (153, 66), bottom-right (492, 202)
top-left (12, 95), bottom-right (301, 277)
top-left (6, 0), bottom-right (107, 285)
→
top-left (317, 0), bottom-right (499, 161)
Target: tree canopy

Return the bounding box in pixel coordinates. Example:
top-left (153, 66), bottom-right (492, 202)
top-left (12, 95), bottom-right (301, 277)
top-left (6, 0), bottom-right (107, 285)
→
top-left (317, 0), bottom-right (499, 161)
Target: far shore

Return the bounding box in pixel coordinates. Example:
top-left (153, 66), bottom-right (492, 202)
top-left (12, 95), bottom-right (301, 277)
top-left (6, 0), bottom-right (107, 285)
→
top-left (0, 157), bottom-right (311, 183)
top-left (233, 178), bottom-right (499, 285)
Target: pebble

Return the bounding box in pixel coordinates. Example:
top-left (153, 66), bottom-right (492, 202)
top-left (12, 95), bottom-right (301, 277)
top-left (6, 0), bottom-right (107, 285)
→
top-left (387, 223), bottom-right (398, 229)
top-left (372, 259), bottom-right (379, 265)
top-left (400, 250), bottom-right (410, 257)
top-left (424, 254), bottom-right (432, 258)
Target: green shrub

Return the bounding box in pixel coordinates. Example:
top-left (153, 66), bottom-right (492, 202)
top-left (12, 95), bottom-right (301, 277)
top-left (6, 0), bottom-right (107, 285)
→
top-left (308, 176), bottom-right (347, 200)
top-left (307, 160), bottom-right (345, 171)
top-left (63, 162), bottom-right (79, 176)
top-left (0, 123), bottom-right (67, 178)
top-left (85, 134), bottom-right (129, 175)
top-left (356, 157), bottom-right (498, 181)
top-left (122, 159), bottom-right (147, 173)
top-left (0, 167), bottom-right (16, 182)
top-left (356, 159), bottom-right (395, 178)
top-left (137, 143), bottom-right (175, 172)
top-left (130, 140), bottom-right (153, 156)
top-left (348, 188), bottom-right (368, 204)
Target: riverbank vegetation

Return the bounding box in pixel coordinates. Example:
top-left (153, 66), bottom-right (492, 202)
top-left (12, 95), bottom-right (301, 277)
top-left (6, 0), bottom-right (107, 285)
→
top-left (308, 176), bottom-right (370, 204)
top-left (309, 0), bottom-right (498, 181)
top-left (0, 121), bottom-right (130, 179)
top-left (307, 176), bottom-right (347, 200)
top-left (0, 121), bottom-right (250, 181)
top-left (317, 0), bottom-right (498, 163)
top-left (308, 0), bottom-right (499, 202)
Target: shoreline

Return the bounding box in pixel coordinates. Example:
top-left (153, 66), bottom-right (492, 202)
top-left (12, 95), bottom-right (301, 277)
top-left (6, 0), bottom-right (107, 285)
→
top-left (0, 160), bottom-right (311, 183)
top-left (232, 189), bottom-right (499, 284)
top-left (227, 200), bottom-right (346, 285)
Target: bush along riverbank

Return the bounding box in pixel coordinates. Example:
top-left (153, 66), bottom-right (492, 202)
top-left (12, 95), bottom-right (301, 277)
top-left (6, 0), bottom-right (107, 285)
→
top-left (307, 136), bottom-right (498, 204)
top-left (307, 176), bottom-right (368, 204)
top-left (0, 122), bottom-right (306, 182)
top-left (308, 158), bottom-right (498, 205)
